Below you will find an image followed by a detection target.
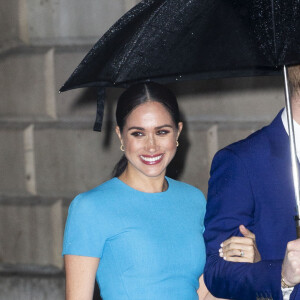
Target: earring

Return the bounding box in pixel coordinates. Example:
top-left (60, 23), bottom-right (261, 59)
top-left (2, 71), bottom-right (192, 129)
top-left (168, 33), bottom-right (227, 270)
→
top-left (120, 144), bottom-right (125, 152)
top-left (176, 141), bottom-right (179, 147)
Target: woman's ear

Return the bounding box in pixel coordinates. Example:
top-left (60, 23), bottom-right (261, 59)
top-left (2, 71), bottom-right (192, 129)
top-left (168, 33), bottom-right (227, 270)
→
top-left (115, 126), bottom-right (122, 143)
top-left (177, 122), bottom-right (183, 140)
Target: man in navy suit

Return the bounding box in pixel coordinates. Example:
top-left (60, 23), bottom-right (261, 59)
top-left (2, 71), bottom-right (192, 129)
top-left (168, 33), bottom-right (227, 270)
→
top-left (204, 66), bottom-right (300, 300)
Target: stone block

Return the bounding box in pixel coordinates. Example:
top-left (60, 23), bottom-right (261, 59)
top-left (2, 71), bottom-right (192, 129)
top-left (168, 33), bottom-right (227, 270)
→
top-left (27, 0), bottom-right (131, 44)
top-left (0, 126), bottom-right (27, 196)
top-left (0, 199), bottom-right (63, 267)
top-left (55, 48), bottom-right (125, 123)
top-left (34, 126), bottom-right (122, 197)
top-left (55, 48), bottom-right (123, 121)
top-left (0, 275), bottom-right (64, 300)
top-left (217, 122), bottom-right (267, 150)
top-left (0, 1), bottom-right (20, 50)
top-left (170, 76), bottom-right (285, 123)
top-left (0, 48), bottom-right (56, 118)
top-left (55, 47), bottom-right (93, 118)
top-left (173, 126), bottom-right (210, 196)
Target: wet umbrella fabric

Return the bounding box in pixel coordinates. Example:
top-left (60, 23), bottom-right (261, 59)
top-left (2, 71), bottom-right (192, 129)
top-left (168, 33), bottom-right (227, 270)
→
top-left (60, 0), bottom-right (300, 94)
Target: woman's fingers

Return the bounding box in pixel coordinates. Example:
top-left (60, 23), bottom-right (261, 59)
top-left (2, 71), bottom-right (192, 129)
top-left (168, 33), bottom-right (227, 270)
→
top-left (219, 226), bottom-right (261, 263)
top-left (220, 248), bottom-right (244, 257)
top-left (221, 236), bottom-right (253, 248)
top-left (219, 236), bottom-right (261, 263)
top-left (223, 255), bottom-right (254, 263)
top-left (219, 247), bottom-right (254, 262)
top-left (222, 240), bottom-right (253, 252)
top-left (219, 237), bottom-right (256, 262)
top-left (239, 224), bottom-right (255, 239)
top-left (219, 243), bottom-right (253, 258)
top-left (238, 225), bottom-right (261, 262)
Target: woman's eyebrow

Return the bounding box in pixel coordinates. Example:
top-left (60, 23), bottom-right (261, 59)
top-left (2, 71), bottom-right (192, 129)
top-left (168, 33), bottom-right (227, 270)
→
top-left (128, 126), bottom-right (145, 131)
top-left (128, 124), bottom-right (173, 131)
top-left (155, 124), bottom-right (173, 129)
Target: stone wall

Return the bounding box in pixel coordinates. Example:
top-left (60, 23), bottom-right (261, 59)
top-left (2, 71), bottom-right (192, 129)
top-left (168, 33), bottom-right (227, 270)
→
top-left (0, 1), bottom-right (285, 299)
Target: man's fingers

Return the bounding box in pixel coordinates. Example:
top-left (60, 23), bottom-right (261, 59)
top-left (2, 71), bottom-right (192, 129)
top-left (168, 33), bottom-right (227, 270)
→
top-left (281, 239), bottom-right (300, 286)
top-left (286, 239), bottom-right (300, 251)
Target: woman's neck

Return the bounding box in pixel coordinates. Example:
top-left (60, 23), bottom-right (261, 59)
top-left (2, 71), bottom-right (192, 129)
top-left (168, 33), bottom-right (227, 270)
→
top-left (118, 168), bottom-right (167, 193)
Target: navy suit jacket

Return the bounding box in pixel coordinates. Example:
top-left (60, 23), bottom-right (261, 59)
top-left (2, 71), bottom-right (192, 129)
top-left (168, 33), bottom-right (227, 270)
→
top-left (204, 110), bottom-right (299, 299)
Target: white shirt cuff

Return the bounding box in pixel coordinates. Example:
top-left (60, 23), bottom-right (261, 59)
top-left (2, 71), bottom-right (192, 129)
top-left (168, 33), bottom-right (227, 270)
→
top-left (282, 287), bottom-right (294, 300)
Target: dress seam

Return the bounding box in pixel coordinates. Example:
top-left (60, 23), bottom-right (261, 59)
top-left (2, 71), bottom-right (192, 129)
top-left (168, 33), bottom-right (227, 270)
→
top-left (107, 240), bottom-right (131, 300)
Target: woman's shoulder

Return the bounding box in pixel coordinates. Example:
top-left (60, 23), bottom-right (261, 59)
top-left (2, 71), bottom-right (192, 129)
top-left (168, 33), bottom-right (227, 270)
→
top-left (71, 178), bottom-right (121, 209)
top-left (168, 178), bottom-right (206, 217)
top-left (167, 177), bottom-right (205, 199)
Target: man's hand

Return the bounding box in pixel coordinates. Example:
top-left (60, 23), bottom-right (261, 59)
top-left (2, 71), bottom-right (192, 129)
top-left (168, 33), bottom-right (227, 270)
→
top-left (282, 238), bottom-right (300, 286)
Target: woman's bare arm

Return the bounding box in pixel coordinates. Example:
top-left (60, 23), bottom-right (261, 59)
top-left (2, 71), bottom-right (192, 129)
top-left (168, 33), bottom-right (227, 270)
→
top-left (198, 275), bottom-right (227, 300)
top-left (64, 255), bottom-right (100, 300)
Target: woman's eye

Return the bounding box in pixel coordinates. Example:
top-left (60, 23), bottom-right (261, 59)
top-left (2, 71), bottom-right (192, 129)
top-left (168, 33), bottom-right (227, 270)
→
top-left (131, 131), bottom-right (144, 137)
top-left (157, 130), bottom-right (170, 135)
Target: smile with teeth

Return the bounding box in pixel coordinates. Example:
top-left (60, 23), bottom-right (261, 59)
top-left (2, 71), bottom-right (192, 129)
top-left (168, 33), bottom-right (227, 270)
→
top-left (140, 154), bottom-right (164, 165)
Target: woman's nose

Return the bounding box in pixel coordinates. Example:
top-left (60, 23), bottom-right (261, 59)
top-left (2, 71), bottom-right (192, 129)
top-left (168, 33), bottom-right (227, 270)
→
top-left (145, 135), bottom-right (158, 152)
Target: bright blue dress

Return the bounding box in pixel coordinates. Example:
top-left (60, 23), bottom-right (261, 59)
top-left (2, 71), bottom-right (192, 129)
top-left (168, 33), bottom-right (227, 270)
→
top-left (62, 177), bottom-right (206, 300)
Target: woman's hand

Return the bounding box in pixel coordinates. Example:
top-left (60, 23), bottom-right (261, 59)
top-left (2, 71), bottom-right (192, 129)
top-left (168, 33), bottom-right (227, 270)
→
top-left (219, 225), bottom-right (261, 263)
top-left (198, 225), bottom-right (261, 300)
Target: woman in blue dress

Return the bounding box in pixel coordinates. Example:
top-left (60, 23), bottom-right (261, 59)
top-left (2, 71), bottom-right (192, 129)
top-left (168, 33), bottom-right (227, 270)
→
top-left (62, 82), bottom-right (260, 300)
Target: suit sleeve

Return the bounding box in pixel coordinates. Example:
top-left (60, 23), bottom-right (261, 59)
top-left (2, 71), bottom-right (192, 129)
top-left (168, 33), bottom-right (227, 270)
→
top-left (203, 148), bottom-right (283, 300)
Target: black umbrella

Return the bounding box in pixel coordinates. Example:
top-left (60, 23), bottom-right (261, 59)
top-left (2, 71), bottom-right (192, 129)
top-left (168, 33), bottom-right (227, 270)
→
top-left (60, 0), bottom-right (300, 91)
top-left (59, 0), bottom-right (300, 235)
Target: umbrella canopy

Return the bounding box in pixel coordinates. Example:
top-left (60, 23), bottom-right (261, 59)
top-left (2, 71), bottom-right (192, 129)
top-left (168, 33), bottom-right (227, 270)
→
top-left (60, 0), bottom-right (300, 92)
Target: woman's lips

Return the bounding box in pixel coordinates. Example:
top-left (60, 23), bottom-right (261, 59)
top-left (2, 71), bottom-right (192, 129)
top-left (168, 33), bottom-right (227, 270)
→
top-left (140, 154), bottom-right (164, 165)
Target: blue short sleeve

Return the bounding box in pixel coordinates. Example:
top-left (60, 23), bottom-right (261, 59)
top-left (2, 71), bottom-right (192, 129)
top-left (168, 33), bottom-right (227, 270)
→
top-left (62, 194), bottom-right (105, 258)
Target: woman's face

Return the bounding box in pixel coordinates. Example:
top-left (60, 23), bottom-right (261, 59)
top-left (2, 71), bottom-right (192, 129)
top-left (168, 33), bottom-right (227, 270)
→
top-left (116, 101), bottom-right (182, 179)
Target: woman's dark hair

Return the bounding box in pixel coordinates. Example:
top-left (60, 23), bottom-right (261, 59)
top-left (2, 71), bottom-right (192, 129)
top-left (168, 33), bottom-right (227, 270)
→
top-left (112, 82), bottom-right (180, 177)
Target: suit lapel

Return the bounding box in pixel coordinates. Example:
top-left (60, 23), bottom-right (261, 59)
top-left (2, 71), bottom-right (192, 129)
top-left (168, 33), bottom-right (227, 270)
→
top-left (265, 109), bottom-right (299, 238)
